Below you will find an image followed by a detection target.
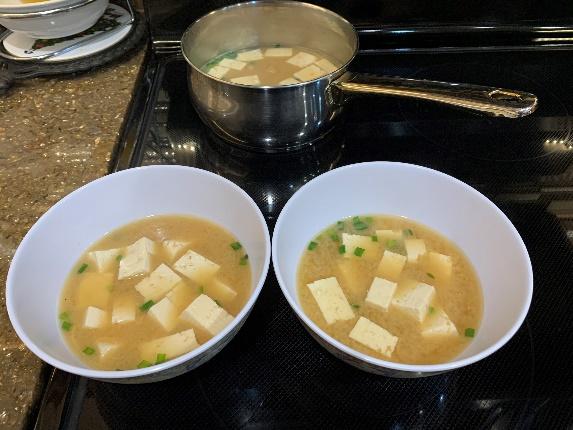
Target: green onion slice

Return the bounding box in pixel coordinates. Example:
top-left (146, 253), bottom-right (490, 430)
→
top-left (61, 321), bottom-right (72, 331)
top-left (82, 346), bottom-right (95, 355)
top-left (427, 273), bottom-right (435, 279)
top-left (155, 353), bottom-right (167, 364)
top-left (307, 241), bottom-right (318, 251)
top-left (137, 360), bottom-right (152, 368)
top-left (354, 247), bottom-right (365, 257)
top-left (77, 263), bottom-right (88, 274)
top-left (230, 242), bottom-right (242, 251)
top-left (338, 245), bottom-right (346, 254)
top-left (140, 300), bottom-right (155, 312)
top-left (239, 255), bottom-right (249, 265)
top-left (465, 328), bottom-right (476, 338)
top-left (371, 235), bottom-right (378, 242)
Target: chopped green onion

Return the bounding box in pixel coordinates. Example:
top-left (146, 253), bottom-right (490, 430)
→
top-left (61, 321), bottom-right (72, 331)
top-left (59, 312), bottom-right (70, 321)
top-left (82, 346), bottom-right (95, 355)
top-left (352, 216), bottom-right (361, 224)
top-left (465, 328), bottom-right (476, 338)
top-left (199, 286), bottom-right (204, 294)
top-left (354, 247), bottom-right (365, 257)
top-left (116, 254), bottom-right (123, 261)
top-left (239, 255), bottom-right (249, 265)
top-left (214, 299), bottom-right (221, 307)
top-left (351, 304), bottom-right (360, 309)
top-left (140, 300), bottom-right (155, 312)
top-left (404, 229), bottom-right (414, 236)
top-left (77, 263), bottom-right (88, 274)
top-left (155, 353), bottom-right (167, 364)
top-left (338, 245), bottom-right (346, 254)
top-left (371, 235), bottom-right (378, 242)
top-left (386, 239), bottom-right (398, 249)
top-left (230, 242), bottom-right (242, 251)
top-left (221, 50), bottom-right (237, 59)
top-left (329, 232), bottom-right (340, 242)
top-left (429, 306), bottom-right (435, 314)
top-left (427, 273), bottom-right (435, 279)
top-left (273, 43), bottom-right (281, 48)
top-left (307, 241), bottom-right (318, 251)
top-left (137, 360), bottom-right (152, 368)
top-left (354, 222), bottom-right (368, 230)
top-left (337, 221), bottom-right (345, 231)
top-left (365, 216), bottom-right (373, 223)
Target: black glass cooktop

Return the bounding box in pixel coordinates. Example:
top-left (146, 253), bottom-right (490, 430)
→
top-left (42, 50), bottom-right (573, 429)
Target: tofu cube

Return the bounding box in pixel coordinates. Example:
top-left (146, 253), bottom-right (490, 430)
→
top-left (207, 65), bottom-right (230, 79)
top-left (264, 47), bottom-right (293, 57)
top-left (162, 240), bottom-right (189, 262)
top-left (174, 250), bottom-right (220, 284)
top-left (111, 295), bottom-right (136, 324)
top-left (422, 308), bottom-right (458, 337)
top-left (279, 77), bottom-right (300, 85)
top-left (377, 250), bottom-right (407, 281)
top-left (76, 272), bottom-right (113, 309)
top-left (236, 49), bottom-right (264, 62)
top-left (149, 297), bottom-right (179, 331)
top-left (230, 75), bottom-right (261, 86)
top-left (166, 283), bottom-right (198, 312)
top-left (84, 306), bottom-right (108, 329)
top-left (315, 58), bottom-right (338, 73)
top-left (89, 248), bottom-right (121, 272)
top-left (140, 329), bottom-right (199, 362)
top-left (287, 52), bottom-right (317, 68)
top-left (425, 252), bottom-right (453, 282)
top-left (97, 342), bottom-right (119, 358)
top-left (376, 229), bottom-right (403, 243)
top-left (118, 237), bottom-right (157, 280)
top-left (180, 294), bottom-right (234, 337)
top-left (405, 238), bottom-right (426, 263)
top-left (206, 279), bottom-right (238, 303)
top-left (293, 64), bottom-right (324, 82)
top-left (342, 233), bottom-right (379, 260)
top-left (392, 282), bottom-right (435, 322)
top-left (135, 263), bottom-right (182, 302)
top-left (365, 277), bottom-right (397, 312)
top-left (219, 58), bottom-right (247, 70)
top-left (349, 317), bottom-right (398, 357)
top-left (336, 259), bottom-right (371, 297)
top-left (307, 277), bottom-right (354, 325)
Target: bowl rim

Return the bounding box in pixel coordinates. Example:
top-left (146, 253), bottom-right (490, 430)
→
top-left (272, 161), bottom-right (533, 373)
top-left (0, 0), bottom-right (96, 15)
top-left (6, 165), bottom-right (271, 380)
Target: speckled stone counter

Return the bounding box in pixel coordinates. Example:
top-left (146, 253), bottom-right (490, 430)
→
top-left (0, 48), bottom-right (145, 429)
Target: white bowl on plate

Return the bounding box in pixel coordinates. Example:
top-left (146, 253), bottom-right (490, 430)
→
top-left (7, 165), bottom-right (271, 383)
top-left (272, 161), bottom-right (533, 377)
top-left (0, 0), bottom-right (108, 39)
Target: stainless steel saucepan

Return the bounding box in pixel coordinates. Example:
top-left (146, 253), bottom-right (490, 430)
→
top-left (181, 1), bottom-right (538, 152)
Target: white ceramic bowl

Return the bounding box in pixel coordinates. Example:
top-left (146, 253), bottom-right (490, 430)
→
top-left (7, 166), bottom-right (271, 383)
top-left (0, 0), bottom-right (108, 39)
top-left (272, 161), bottom-right (533, 377)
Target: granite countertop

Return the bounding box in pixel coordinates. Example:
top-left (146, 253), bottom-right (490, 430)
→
top-left (0, 48), bottom-right (145, 429)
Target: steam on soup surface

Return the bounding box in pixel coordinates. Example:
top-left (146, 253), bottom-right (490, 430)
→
top-left (59, 215), bottom-right (251, 371)
top-left (203, 46), bottom-right (341, 86)
top-left (297, 215), bottom-right (483, 365)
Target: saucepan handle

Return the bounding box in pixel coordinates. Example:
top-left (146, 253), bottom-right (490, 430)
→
top-left (332, 73), bottom-right (538, 118)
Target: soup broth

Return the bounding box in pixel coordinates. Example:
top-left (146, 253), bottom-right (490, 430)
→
top-left (297, 215), bottom-right (483, 365)
top-left (202, 46), bottom-right (341, 86)
top-left (59, 215), bottom-right (252, 370)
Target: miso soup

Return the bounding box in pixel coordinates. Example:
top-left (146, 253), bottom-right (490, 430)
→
top-left (297, 215), bottom-right (483, 365)
top-left (59, 215), bottom-right (251, 370)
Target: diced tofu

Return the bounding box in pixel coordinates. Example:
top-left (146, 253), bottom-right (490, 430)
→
top-left (307, 277), bottom-right (354, 325)
top-left (230, 75), bottom-right (261, 86)
top-left (149, 297), bottom-right (179, 331)
top-left (293, 64), bottom-right (324, 82)
top-left (111, 295), bottom-right (136, 325)
top-left (349, 317), bottom-right (398, 357)
top-left (376, 229), bottom-right (403, 242)
top-left (425, 252), bottom-right (453, 282)
top-left (377, 250), bottom-right (407, 281)
top-left (219, 58), bottom-right (247, 70)
top-left (236, 49), bottom-right (264, 62)
top-left (207, 65), bottom-right (230, 79)
top-left (89, 248), bottom-right (121, 272)
top-left (135, 263), bottom-right (182, 302)
top-left (179, 294), bottom-right (234, 337)
top-left (162, 240), bottom-right (189, 262)
top-left (206, 279), bottom-right (238, 303)
top-left (118, 237), bottom-right (157, 280)
top-left (140, 329), bottom-right (199, 362)
top-left (315, 58), bottom-right (338, 73)
top-left (174, 250), bottom-right (220, 284)
top-left (365, 277), bottom-right (397, 312)
top-left (422, 308), bottom-right (458, 337)
top-left (166, 283), bottom-right (198, 312)
top-left (392, 282), bottom-right (435, 322)
top-left (342, 233), bottom-right (379, 260)
top-left (336, 259), bottom-right (371, 297)
top-left (97, 342), bottom-right (118, 358)
top-left (405, 238), bottom-right (426, 263)
top-left (76, 272), bottom-right (113, 309)
top-left (287, 52), bottom-right (317, 68)
top-left (279, 77), bottom-right (300, 85)
top-left (264, 47), bottom-right (293, 57)
top-left (84, 306), bottom-right (108, 329)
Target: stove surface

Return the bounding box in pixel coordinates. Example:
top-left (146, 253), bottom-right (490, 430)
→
top-left (65, 50), bottom-right (573, 429)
